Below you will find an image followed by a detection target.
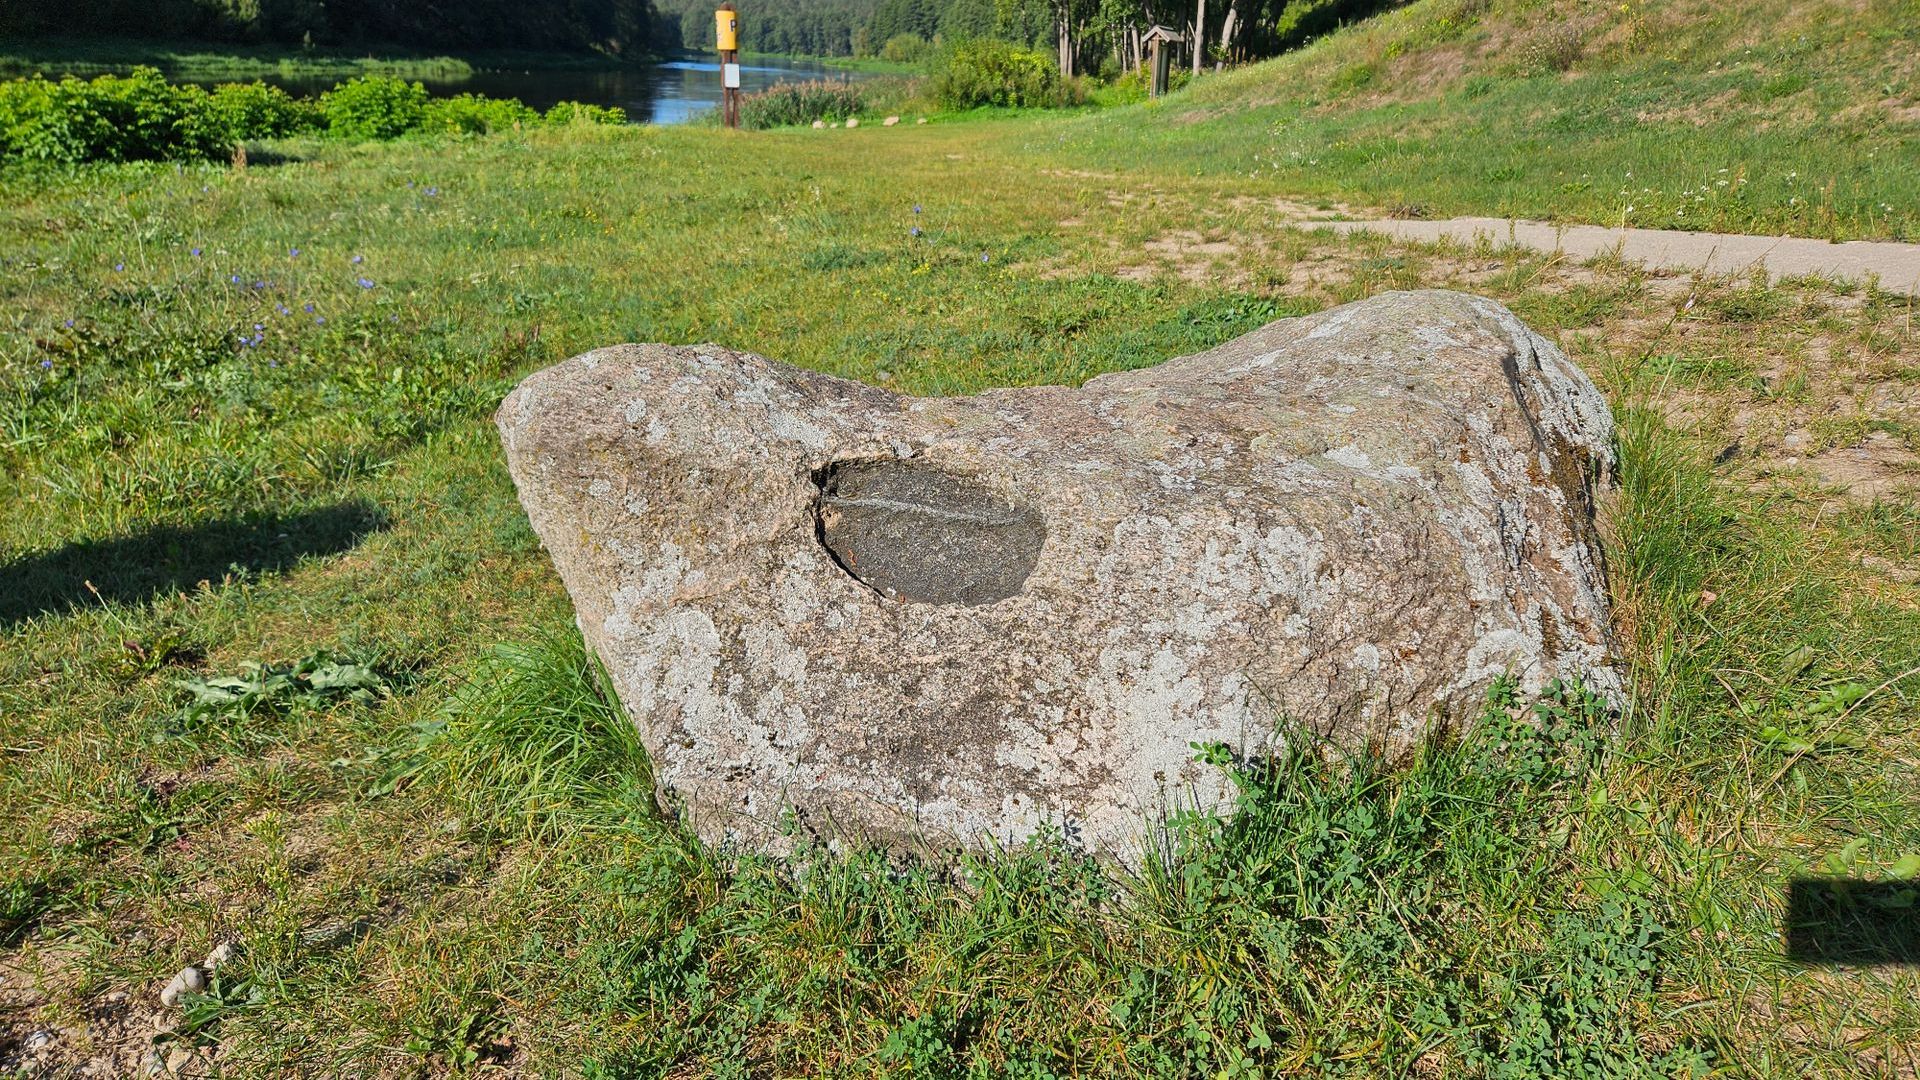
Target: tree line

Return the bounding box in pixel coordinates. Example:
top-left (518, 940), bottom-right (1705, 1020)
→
top-left (3, 0), bottom-right (1395, 72)
top-left (654, 0), bottom-right (1397, 74)
top-left (0, 0), bottom-right (666, 56)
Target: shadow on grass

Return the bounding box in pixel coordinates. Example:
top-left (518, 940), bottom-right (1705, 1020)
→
top-left (1786, 878), bottom-right (1920, 966)
top-left (0, 501), bottom-right (388, 629)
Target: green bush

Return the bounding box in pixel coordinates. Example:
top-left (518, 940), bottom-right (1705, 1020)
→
top-left (201, 81), bottom-right (321, 140)
top-left (0, 68), bottom-right (226, 164)
top-left (422, 93), bottom-right (540, 135)
top-left (879, 32), bottom-right (934, 65)
top-left (738, 80), bottom-right (865, 130)
top-left (930, 39), bottom-right (1077, 110)
top-left (0, 69), bottom-right (619, 164)
top-left (319, 75), bottom-right (428, 139)
top-left (541, 100), bottom-right (629, 127)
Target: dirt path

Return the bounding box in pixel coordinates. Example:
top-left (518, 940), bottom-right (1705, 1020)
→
top-left (1308, 216), bottom-right (1920, 296)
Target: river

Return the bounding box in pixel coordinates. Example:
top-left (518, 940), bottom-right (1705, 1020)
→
top-left (193, 56), bottom-right (872, 125)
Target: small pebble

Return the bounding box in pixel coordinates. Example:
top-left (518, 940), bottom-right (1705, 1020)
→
top-left (165, 1046), bottom-right (194, 1074)
top-left (202, 941), bottom-right (237, 970)
top-left (143, 1048), bottom-right (167, 1077)
top-left (26, 1029), bottom-right (53, 1049)
top-left (158, 965), bottom-right (205, 1008)
top-left (845, 117), bottom-right (858, 128)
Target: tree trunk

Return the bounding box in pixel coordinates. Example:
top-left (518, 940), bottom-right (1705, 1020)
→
top-left (1192, 0), bottom-right (1206, 75)
top-left (1216, 3), bottom-right (1237, 71)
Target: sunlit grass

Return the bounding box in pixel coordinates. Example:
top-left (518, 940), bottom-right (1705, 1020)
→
top-left (0, 30), bottom-right (1917, 1074)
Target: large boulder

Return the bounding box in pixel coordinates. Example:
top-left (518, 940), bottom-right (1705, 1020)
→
top-left (496, 290), bottom-right (1618, 863)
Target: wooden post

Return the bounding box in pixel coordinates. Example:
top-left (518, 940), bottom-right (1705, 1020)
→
top-left (716, 3), bottom-right (741, 129)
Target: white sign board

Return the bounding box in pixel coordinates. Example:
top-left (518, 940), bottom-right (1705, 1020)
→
top-left (722, 63), bottom-right (741, 89)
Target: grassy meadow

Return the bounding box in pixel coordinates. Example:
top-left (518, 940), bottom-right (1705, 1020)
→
top-left (4, 0), bottom-right (1920, 1075)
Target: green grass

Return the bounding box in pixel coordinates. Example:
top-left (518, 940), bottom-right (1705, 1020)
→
top-left (1041, 0), bottom-right (1920, 240)
top-left (2, 4), bottom-right (1919, 1073)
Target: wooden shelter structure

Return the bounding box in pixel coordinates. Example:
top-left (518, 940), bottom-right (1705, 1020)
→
top-left (1141, 25), bottom-right (1186, 98)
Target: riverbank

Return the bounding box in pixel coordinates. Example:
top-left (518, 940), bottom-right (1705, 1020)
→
top-left (740, 51), bottom-right (924, 76)
top-left (0, 37), bottom-right (655, 81)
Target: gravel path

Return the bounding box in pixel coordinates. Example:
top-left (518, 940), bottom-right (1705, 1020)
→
top-left (1312, 217), bottom-right (1920, 296)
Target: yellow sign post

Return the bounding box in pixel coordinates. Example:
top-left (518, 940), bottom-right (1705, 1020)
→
top-left (716, 4), bottom-right (740, 128)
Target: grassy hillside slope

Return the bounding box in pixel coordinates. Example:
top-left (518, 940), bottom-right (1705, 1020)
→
top-left (1048, 0), bottom-right (1920, 240)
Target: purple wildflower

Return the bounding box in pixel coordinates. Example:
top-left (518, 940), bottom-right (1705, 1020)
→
top-left (315, 316), bottom-right (326, 325)
top-left (425, 187), bottom-right (439, 196)
top-left (289, 248), bottom-right (300, 257)
top-left (191, 248), bottom-right (202, 257)
top-left (303, 303), bottom-right (315, 313)
top-left (40, 359), bottom-right (52, 369)
top-left (63, 319), bottom-right (73, 328)
top-left (351, 254), bottom-right (364, 265)
top-left (910, 226), bottom-right (922, 237)
top-left (356, 277), bottom-right (375, 289)
top-left (114, 262), bottom-right (124, 271)
top-left (981, 253), bottom-right (991, 263)
top-left (913, 204), bottom-right (922, 214)
top-left (277, 305), bottom-right (290, 316)
top-left (230, 275), bottom-right (242, 284)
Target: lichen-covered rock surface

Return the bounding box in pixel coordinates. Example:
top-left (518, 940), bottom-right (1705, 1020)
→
top-left (496, 290), bottom-right (1619, 863)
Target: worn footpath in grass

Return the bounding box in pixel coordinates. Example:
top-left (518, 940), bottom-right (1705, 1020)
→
top-left (0, 112), bottom-right (1917, 1075)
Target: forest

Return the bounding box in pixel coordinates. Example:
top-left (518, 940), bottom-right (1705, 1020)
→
top-left (2, 0), bottom-right (1395, 73)
top-left (654, 0), bottom-right (1397, 74)
top-left (0, 0), bottom-right (666, 56)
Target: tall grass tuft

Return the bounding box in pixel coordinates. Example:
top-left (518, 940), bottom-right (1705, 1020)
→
top-left (429, 631), bottom-right (655, 838)
top-left (738, 79), bottom-right (865, 130)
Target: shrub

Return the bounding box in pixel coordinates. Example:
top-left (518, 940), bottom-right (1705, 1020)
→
top-left (0, 68), bottom-right (223, 164)
top-left (201, 81), bottom-right (321, 140)
top-left (879, 32), bottom-right (934, 65)
top-left (1514, 24), bottom-right (1584, 75)
top-left (0, 70), bottom-right (612, 164)
top-left (542, 100), bottom-right (628, 127)
top-left (930, 39), bottom-right (1076, 110)
top-left (422, 93), bottom-right (540, 135)
top-left (738, 80), bottom-right (865, 130)
top-left (1101, 64), bottom-right (1189, 105)
top-left (319, 75), bottom-right (428, 139)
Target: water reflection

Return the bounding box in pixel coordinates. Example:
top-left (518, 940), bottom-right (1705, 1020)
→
top-left (184, 55), bottom-right (869, 125)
